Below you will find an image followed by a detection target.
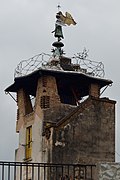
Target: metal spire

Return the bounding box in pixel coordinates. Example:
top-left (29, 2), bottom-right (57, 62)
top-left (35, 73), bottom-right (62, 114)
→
top-left (57, 3), bottom-right (61, 12)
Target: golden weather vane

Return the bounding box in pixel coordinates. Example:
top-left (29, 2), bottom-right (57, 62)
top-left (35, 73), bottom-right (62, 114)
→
top-left (52, 10), bottom-right (77, 41)
top-left (51, 4), bottom-right (77, 57)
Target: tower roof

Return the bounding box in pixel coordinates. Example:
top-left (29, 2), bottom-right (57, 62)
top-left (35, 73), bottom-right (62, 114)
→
top-left (5, 66), bottom-right (112, 98)
top-left (5, 11), bottom-right (112, 98)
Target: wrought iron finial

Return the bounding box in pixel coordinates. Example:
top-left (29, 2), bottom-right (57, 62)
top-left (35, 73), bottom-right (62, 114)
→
top-left (57, 3), bottom-right (61, 12)
top-left (77, 48), bottom-right (89, 60)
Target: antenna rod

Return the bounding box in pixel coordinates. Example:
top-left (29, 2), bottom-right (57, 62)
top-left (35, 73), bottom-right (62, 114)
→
top-left (57, 3), bottom-right (61, 11)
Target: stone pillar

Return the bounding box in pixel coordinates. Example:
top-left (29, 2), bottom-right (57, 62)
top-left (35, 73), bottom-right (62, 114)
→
top-left (16, 88), bottom-right (33, 132)
top-left (89, 83), bottom-right (100, 98)
top-left (35, 76), bottom-right (60, 109)
top-left (17, 88), bottom-right (33, 117)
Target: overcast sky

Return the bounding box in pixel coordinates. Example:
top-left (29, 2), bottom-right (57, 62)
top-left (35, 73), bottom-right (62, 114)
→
top-left (0, 0), bottom-right (120, 161)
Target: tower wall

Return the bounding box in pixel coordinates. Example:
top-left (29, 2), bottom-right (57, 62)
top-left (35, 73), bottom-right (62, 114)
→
top-left (89, 83), bottom-right (100, 97)
top-left (15, 75), bottom-right (60, 163)
top-left (35, 76), bottom-right (60, 109)
top-left (52, 97), bottom-right (116, 164)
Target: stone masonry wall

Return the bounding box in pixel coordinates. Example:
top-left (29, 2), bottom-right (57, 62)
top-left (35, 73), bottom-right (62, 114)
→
top-left (97, 163), bottom-right (120, 180)
top-left (16, 88), bottom-right (33, 132)
top-left (52, 97), bottom-right (116, 164)
top-left (15, 75), bottom-right (60, 165)
top-left (89, 83), bottom-right (100, 98)
top-left (35, 76), bottom-right (60, 109)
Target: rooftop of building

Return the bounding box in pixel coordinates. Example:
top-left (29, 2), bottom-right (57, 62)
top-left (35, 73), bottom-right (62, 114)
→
top-left (5, 10), bottom-right (112, 97)
top-left (5, 54), bottom-right (112, 97)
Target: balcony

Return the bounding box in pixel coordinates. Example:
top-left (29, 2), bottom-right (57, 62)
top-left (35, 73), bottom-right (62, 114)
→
top-left (0, 161), bottom-right (96, 180)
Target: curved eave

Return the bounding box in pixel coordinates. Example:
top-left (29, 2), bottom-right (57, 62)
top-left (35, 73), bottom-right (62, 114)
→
top-left (5, 69), bottom-right (113, 96)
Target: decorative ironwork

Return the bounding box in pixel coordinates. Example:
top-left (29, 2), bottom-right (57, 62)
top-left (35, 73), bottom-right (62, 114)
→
top-left (0, 161), bottom-right (96, 180)
top-left (72, 54), bottom-right (105, 78)
top-left (77, 48), bottom-right (89, 59)
top-left (57, 4), bottom-right (61, 12)
top-left (14, 52), bottom-right (105, 78)
top-left (14, 53), bottom-right (51, 78)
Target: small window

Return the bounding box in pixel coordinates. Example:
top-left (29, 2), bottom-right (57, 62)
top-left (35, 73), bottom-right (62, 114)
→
top-left (40, 96), bottom-right (50, 109)
top-left (26, 126), bottom-right (32, 159)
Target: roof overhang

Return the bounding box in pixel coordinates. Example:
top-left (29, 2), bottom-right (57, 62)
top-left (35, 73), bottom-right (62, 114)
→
top-left (5, 69), bottom-right (112, 97)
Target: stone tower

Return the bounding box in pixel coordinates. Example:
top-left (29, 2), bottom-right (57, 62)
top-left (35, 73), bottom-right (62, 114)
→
top-left (5, 55), bottom-right (116, 164)
top-left (5, 11), bottom-right (116, 166)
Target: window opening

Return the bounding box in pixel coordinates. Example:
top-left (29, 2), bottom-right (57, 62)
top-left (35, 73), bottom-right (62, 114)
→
top-left (30, 95), bottom-right (35, 108)
top-left (26, 126), bottom-right (32, 159)
top-left (40, 96), bottom-right (50, 109)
